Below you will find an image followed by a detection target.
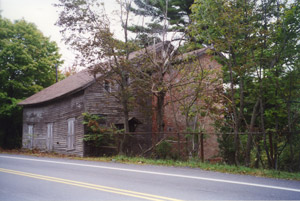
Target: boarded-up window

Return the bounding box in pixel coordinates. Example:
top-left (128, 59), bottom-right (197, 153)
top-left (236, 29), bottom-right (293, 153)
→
top-left (47, 123), bottom-right (53, 151)
top-left (67, 118), bottom-right (75, 150)
top-left (28, 125), bottom-right (33, 149)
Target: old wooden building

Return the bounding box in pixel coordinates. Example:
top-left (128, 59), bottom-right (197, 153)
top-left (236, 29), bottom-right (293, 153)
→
top-left (18, 69), bottom-right (152, 156)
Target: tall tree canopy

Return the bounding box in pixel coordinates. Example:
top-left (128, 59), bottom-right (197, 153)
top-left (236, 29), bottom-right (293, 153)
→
top-left (129, 0), bottom-right (205, 51)
top-left (130, 0), bottom-right (193, 31)
top-left (0, 17), bottom-right (62, 148)
top-left (128, 0), bottom-right (194, 46)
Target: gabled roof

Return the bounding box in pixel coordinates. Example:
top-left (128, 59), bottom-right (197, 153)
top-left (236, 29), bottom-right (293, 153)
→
top-left (18, 69), bottom-right (95, 106)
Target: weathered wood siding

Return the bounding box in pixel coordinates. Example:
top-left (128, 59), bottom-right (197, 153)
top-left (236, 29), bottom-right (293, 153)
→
top-left (22, 91), bottom-right (85, 156)
top-left (83, 82), bottom-right (153, 155)
top-left (84, 82), bottom-right (152, 132)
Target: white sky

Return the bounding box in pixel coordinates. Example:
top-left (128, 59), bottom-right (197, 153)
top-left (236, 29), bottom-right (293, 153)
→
top-left (0, 0), bottom-right (121, 71)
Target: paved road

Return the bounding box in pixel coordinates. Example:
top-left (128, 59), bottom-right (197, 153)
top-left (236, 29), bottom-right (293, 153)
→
top-left (0, 154), bottom-right (299, 200)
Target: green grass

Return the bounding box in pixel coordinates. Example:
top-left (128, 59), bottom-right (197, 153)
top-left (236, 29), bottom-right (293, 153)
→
top-left (1, 149), bottom-right (300, 181)
top-left (80, 155), bottom-right (300, 181)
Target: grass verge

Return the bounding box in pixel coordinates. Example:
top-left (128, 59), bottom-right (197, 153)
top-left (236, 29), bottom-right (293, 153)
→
top-left (1, 149), bottom-right (300, 181)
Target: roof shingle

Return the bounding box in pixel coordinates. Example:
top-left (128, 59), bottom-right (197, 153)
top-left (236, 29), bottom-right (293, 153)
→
top-left (18, 69), bottom-right (94, 106)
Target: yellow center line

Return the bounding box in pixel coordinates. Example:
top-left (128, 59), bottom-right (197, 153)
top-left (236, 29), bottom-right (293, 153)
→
top-left (0, 168), bottom-right (183, 201)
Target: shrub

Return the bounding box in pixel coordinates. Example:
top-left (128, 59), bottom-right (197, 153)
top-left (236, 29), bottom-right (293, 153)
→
top-left (154, 141), bottom-right (173, 159)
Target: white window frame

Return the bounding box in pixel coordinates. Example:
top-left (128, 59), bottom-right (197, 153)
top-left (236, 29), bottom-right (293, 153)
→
top-left (67, 118), bottom-right (75, 150)
top-left (47, 123), bottom-right (53, 151)
top-left (28, 125), bottom-right (34, 148)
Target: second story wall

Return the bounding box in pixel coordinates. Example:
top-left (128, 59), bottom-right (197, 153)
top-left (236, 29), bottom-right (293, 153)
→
top-left (84, 82), bottom-right (152, 133)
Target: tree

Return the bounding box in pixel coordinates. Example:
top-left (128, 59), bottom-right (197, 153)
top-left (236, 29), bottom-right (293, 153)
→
top-left (130, 0), bottom-right (194, 33)
top-left (191, 0), bottom-right (257, 165)
top-left (129, 0), bottom-right (206, 51)
top-left (191, 0), bottom-right (300, 169)
top-left (0, 17), bottom-right (62, 148)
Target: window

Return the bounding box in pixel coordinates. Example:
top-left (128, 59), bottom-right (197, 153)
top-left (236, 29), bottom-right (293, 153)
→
top-left (28, 125), bottom-right (33, 148)
top-left (67, 118), bottom-right (75, 150)
top-left (47, 123), bottom-right (53, 151)
top-left (104, 80), bottom-right (111, 92)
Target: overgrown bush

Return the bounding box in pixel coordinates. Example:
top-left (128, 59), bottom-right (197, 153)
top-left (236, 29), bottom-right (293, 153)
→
top-left (82, 113), bottom-right (117, 150)
top-left (217, 134), bottom-right (235, 164)
top-left (278, 134), bottom-right (300, 172)
top-left (154, 141), bottom-right (173, 159)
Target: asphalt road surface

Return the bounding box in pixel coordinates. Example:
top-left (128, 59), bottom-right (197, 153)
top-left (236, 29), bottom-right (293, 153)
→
top-left (0, 154), bottom-right (300, 200)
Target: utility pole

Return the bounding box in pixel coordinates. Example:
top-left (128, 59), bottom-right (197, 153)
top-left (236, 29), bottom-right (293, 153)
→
top-left (55, 64), bottom-right (58, 82)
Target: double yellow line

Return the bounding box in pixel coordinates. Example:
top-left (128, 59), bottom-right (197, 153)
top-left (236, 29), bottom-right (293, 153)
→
top-left (0, 168), bottom-right (183, 201)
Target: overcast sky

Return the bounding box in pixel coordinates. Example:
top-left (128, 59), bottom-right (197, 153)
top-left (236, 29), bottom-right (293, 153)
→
top-left (0, 0), bottom-right (122, 71)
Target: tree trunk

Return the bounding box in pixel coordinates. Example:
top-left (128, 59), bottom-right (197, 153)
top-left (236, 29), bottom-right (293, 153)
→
top-left (237, 76), bottom-right (245, 164)
top-left (119, 97), bottom-right (130, 155)
top-left (260, 98), bottom-right (273, 168)
top-left (227, 45), bottom-right (240, 166)
top-left (245, 99), bottom-right (260, 167)
top-left (156, 92), bottom-right (166, 138)
top-left (269, 132), bottom-right (274, 167)
top-left (287, 73), bottom-right (294, 161)
top-left (227, 56), bottom-right (239, 166)
top-left (254, 139), bottom-right (260, 168)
